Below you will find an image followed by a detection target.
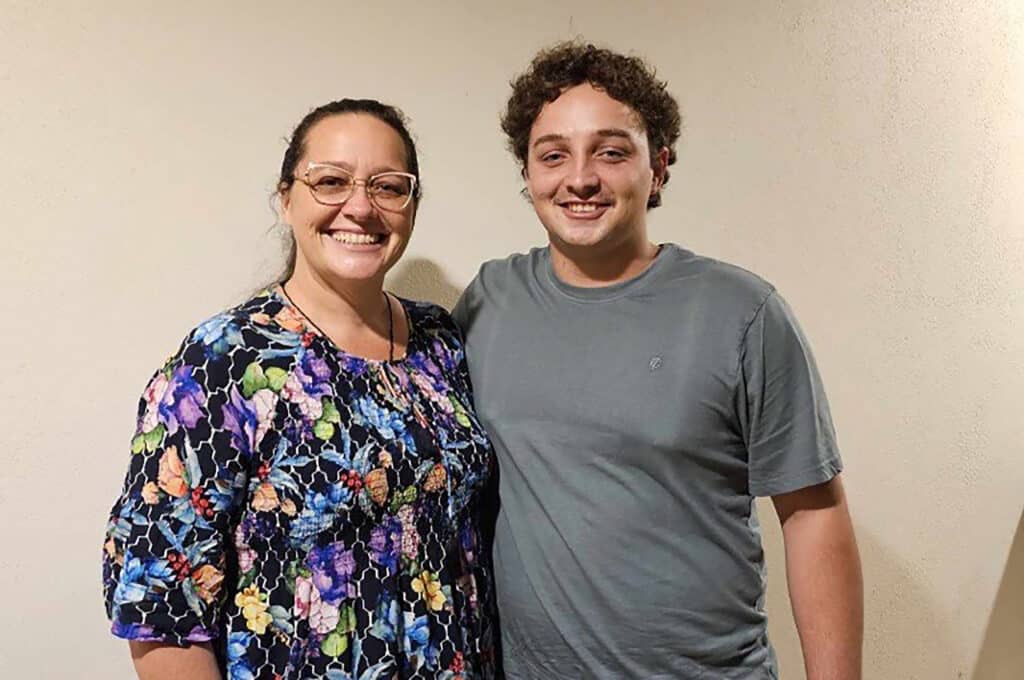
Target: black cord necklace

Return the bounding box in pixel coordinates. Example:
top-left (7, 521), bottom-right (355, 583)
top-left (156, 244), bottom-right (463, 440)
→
top-left (280, 284), bottom-right (394, 361)
top-left (385, 292), bottom-right (394, 362)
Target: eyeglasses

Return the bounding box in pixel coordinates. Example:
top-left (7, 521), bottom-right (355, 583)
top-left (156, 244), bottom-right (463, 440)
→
top-left (295, 162), bottom-right (418, 211)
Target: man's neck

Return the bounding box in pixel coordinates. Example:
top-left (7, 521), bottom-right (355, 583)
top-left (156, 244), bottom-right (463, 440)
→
top-left (548, 237), bottom-right (661, 289)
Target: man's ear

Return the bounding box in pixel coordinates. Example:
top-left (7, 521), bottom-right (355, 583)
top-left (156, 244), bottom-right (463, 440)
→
top-left (520, 164), bottom-right (534, 203)
top-left (651, 147), bottom-right (670, 196)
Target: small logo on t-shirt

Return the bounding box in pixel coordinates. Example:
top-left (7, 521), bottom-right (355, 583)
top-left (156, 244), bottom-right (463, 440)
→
top-left (649, 356), bottom-right (663, 371)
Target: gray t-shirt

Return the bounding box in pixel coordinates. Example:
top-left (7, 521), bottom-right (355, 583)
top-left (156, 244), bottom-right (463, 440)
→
top-left (452, 244), bottom-right (842, 679)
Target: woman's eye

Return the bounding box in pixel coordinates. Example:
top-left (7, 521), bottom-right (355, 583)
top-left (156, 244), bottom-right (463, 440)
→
top-left (317, 176), bottom-right (350, 188)
top-left (372, 183), bottom-right (402, 197)
top-left (370, 177), bottom-right (412, 197)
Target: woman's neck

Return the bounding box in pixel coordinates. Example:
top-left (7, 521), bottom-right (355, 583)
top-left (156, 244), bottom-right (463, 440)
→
top-left (280, 264), bottom-right (401, 364)
top-left (284, 265), bottom-right (386, 332)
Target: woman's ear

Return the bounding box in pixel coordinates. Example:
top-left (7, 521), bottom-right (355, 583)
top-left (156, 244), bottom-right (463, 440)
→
top-left (277, 185), bottom-right (292, 224)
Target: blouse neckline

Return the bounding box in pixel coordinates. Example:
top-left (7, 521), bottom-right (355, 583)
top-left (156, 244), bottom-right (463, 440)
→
top-left (268, 285), bottom-right (418, 365)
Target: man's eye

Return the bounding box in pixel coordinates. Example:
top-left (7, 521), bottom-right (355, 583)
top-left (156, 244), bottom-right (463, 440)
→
top-left (540, 151), bottom-right (565, 163)
top-left (599, 148), bottom-right (627, 160)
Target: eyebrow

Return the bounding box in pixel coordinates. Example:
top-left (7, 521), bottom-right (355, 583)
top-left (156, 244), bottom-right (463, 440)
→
top-left (312, 161), bottom-right (407, 174)
top-left (531, 128), bottom-right (635, 148)
top-left (531, 134), bottom-right (568, 148)
top-left (594, 128), bottom-right (634, 141)
top-left (313, 160), bottom-right (354, 170)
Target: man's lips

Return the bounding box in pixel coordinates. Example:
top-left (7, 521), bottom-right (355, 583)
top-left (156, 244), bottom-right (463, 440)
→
top-left (557, 201), bottom-right (611, 219)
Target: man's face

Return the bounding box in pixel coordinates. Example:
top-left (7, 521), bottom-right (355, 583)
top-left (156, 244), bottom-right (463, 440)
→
top-left (525, 83), bottom-right (665, 256)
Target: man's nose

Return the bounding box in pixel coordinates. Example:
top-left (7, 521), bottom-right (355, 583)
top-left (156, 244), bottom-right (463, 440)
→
top-left (565, 159), bottom-right (600, 197)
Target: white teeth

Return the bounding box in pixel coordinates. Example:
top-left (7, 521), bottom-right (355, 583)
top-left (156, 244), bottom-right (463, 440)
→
top-left (567, 203), bottom-right (600, 213)
top-left (329, 232), bottom-right (384, 245)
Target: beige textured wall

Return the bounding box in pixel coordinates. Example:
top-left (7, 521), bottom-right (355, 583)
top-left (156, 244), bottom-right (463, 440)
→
top-left (2, 1), bottom-right (1021, 678)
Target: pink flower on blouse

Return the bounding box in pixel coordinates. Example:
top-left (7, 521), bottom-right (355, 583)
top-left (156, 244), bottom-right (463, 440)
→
top-left (235, 524), bottom-right (256, 574)
top-left (141, 373), bottom-right (170, 432)
top-left (294, 575), bottom-right (339, 634)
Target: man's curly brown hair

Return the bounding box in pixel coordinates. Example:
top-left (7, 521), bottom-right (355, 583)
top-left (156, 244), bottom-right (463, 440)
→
top-left (501, 41), bottom-right (682, 209)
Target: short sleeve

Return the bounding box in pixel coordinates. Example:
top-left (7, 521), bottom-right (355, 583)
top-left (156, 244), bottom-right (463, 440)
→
top-left (738, 291), bottom-right (842, 497)
top-left (436, 298), bottom-right (501, 558)
top-left (102, 340), bottom-right (252, 644)
top-left (450, 274), bottom-right (480, 336)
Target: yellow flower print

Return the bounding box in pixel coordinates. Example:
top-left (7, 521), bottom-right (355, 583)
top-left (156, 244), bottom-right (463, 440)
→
top-left (235, 585), bottom-right (273, 634)
top-left (411, 571), bottom-right (447, 611)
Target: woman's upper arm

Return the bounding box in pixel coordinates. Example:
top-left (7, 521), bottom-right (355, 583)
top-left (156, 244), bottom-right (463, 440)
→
top-left (129, 640), bottom-right (222, 680)
top-left (103, 329), bottom-right (254, 647)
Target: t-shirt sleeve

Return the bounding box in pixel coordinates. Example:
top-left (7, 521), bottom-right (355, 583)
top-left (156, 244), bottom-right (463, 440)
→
top-left (738, 291), bottom-right (842, 497)
top-left (102, 340), bottom-right (251, 644)
top-left (439, 295), bottom-right (501, 561)
top-left (450, 274), bottom-right (480, 335)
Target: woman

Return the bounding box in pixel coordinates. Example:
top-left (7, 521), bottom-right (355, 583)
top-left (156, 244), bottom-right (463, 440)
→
top-left (102, 99), bottom-right (498, 679)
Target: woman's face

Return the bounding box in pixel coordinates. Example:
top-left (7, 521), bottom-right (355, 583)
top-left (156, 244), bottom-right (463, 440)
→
top-left (281, 113), bottom-right (416, 288)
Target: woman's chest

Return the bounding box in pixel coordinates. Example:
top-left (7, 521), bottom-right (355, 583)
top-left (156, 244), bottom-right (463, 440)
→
top-left (236, 358), bottom-right (493, 550)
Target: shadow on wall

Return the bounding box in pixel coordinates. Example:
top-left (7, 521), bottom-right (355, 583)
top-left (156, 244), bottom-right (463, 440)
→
top-left (973, 510), bottom-right (1024, 680)
top-left (759, 507), bottom-right (961, 679)
top-left (387, 257), bottom-right (463, 311)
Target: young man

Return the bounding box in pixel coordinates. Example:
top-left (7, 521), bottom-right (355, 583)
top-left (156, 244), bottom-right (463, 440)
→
top-left (453, 42), bottom-right (863, 679)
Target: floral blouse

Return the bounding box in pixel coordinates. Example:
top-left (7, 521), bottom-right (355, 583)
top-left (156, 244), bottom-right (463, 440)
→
top-left (102, 288), bottom-right (498, 679)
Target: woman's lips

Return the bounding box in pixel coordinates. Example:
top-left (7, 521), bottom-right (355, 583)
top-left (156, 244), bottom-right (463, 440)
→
top-left (322, 230), bottom-right (388, 249)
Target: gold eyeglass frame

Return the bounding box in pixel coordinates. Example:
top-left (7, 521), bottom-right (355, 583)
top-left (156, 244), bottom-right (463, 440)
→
top-left (295, 162), bottom-right (418, 211)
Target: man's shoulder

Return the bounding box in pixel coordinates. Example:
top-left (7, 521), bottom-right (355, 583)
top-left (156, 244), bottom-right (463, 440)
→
top-left (453, 248), bottom-right (544, 334)
top-left (662, 245), bottom-right (777, 313)
top-left (461, 247), bottom-right (545, 302)
top-left (474, 247), bottom-right (544, 286)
